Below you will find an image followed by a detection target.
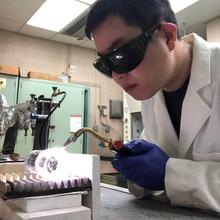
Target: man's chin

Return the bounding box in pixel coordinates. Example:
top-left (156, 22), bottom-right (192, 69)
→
top-left (127, 91), bottom-right (154, 101)
top-left (127, 93), bottom-right (146, 101)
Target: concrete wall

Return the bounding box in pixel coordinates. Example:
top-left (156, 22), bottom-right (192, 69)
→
top-left (0, 30), bottom-right (123, 158)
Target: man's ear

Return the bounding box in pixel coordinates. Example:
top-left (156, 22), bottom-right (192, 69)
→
top-left (160, 23), bottom-right (177, 51)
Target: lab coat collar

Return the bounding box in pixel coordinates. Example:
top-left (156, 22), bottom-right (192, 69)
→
top-left (154, 34), bottom-right (211, 158)
top-left (178, 33), bottom-right (211, 158)
top-left (183, 33), bottom-right (211, 90)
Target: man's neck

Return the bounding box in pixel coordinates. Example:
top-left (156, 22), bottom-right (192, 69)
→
top-left (165, 40), bottom-right (193, 92)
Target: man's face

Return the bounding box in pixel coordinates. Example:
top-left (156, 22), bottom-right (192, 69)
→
top-left (92, 16), bottom-right (175, 100)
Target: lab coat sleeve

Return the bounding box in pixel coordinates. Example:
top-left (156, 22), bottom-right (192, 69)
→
top-left (165, 158), bottom-right (220, 213)
top-left (127, 181), bottom-right (154, 199)
top-left (128, 181), bottom-right (165, 199)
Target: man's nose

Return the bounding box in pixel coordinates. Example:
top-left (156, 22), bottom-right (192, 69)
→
top-left (112, 72), bottom-right (127, 80)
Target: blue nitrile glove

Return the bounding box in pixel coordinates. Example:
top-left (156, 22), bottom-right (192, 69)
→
top-left (111, 140), bottom-right (169, 190)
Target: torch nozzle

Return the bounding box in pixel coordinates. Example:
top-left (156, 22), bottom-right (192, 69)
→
top-left (63, 134), bottom-right (77, 147)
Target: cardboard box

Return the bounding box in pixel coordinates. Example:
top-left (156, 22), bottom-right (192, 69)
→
top-left (0, 65), bottom-right (19, 76)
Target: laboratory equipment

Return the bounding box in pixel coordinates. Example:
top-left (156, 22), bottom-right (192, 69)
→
top-left (24, 127), bottom-right (123, 181)
top-left (0, 87), bottom-right (66, 157)
top-left (123, 91), bottom-right (143, 143)
top-left (63, 127), bottom-right (123, 151)
top-left (0, 153), bottom-right (100, 220)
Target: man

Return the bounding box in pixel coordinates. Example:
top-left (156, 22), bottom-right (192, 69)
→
top-left (85, 0), bottom-right (220, 213)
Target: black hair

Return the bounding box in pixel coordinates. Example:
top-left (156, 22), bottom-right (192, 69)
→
top-left (85, 0), bottom-right (180, 39)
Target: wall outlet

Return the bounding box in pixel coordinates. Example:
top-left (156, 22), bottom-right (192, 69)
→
top-left (93, 125), bottom-right (99, 132)
top-left (104, 125), bottom-right (110, 133)
top-left (68, 64), bottom-right (77, 74)
top-left (98, 105), bottom-right (108, 116)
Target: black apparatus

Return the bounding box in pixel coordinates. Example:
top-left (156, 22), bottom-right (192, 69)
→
top-left (1, 87), bottom-right (66, 154)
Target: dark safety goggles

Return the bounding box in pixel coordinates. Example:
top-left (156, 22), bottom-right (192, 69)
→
top-left (93, 25), bottom-right (160, 77)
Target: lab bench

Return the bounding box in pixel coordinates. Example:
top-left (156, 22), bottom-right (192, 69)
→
top-left (100, 186), bottom-right (219, 220)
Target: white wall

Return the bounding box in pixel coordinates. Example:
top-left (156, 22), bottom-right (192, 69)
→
top-left (206, 17), bottom-right (220, 42)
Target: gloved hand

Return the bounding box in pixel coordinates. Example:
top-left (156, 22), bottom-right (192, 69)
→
top-left (112, 140), bottom-right (169, 190)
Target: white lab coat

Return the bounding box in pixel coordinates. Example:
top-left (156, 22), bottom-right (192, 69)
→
top-left (128, 33), bottom-right (220, 213)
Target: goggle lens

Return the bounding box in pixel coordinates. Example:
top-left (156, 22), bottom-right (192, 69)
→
top-left (93, 27), bottom-right (157, 77)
